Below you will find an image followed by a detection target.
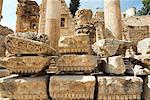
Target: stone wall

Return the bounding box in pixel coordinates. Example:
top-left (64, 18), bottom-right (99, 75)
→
top-left (123, 16), bottom-right (150, 42)
top-left (16, 0), bottom-right (40, 33)
top-left (0, 25), bottom-right (13, 57)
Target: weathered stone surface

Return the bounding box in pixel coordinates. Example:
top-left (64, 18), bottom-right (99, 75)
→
top-left (97, 76), bottom-right (143, 100)
top-left (92, 39), bottom-right (132, 57)
top-left (126, 65), bottom-right (150, 75)
top-left (143, 75), bottom-right (150, 100)
top-left (0, 47), bottom-right (5, 57)
top-left (0, 56), bottom-right (50, 74)
top-left (0, 25), bottom-right (14, 36)
top-left (75, 9), bottom-right (93, 26)
top-left (14, 32), bottom-right (49, 43)
top-left (134, 54), bottom-right (150, 69)
top-left (137, 38), bottom-right (150, 55)
top-left (59, 34), bottom-right (91, 54)
top-left (5, 34), bottom-right (56, 55)
top-left (0, 76), bottom-right (48, 100)
top-left (104, 56), bottom-right (126, 75)
top-left (56, 55), bottom-right (98, 73)
top-left (16, 0), bottom-right (39, 33)
top-left (0, 69), bottom-right (10, 77)
top-left (49, 75), bottom-right (95, 100)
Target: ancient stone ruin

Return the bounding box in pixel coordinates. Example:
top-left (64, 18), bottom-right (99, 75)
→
top-left (0, 0), bottom-right (150, 100)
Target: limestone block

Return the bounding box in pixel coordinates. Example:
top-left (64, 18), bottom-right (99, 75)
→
top-left (97, 76), bottom-right (143, 100)
top-left (56, 55), bottom-right (98, 73)
top-left (75, 24), bottom-right (96, 35)
top-left (75, 9), bottom-right (93, 26)
top-left (0, 56), bottom-right (51, 74)
top-left (92, 39), bottom-right (132, 57)
top-left (137, 38), bottom-right (150, 55)
top-left (126, 65), bottom-right (150, 75)
top-left (0, 69), bottom-right (10, 78)
top-left (104, 56), bottom-right (126, 75)
top-left (5, 34), bottom-right (56, 55)
top-left (134, 54), bottom-right (150, 69)
top-left (14, 32), bottom-right (49, 43)
top-left (0, 76), bottom-right (48, 100)
top-left (143, 75), bottom-right (150, 100)
top-left (49, 75), bottom-right (95, 100)
top-left (59, 34), bottom-right (91, 54)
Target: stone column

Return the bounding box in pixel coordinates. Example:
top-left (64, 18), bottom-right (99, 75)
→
top-left (0, 0), bottom-right (3, 21)
top-left (38, 0), bottom-right (47, 33)
top-left (45, 0), bottom-right (61, 51)
top-left (16, 4), bottom-right (22, 32)
top-left (104, 0), bottom-right (122, 39)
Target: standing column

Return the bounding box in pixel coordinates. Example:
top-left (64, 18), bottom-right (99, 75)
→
top-left (38, 0), bottom-right (47, 33)
top-left (45, 0), bottom-right (61, 51)
top-left (0, 0), bottom-right (3, 21)
top-left (104, 0), bottom-right (122, 39)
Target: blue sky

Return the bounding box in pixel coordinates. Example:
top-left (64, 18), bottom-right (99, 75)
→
top-left (0, 0), bottom-right (143, 31)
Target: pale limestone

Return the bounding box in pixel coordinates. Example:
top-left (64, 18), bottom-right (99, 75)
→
top-left (126, 66), bottom-right (150, 76)
top-left (0, 69), bottom-right (10, 78)
top-left (92, 39), bottom-right (132, 57)
top-left (16, 0), bottom-right (39, 33)
top-left (104, 0), bottom-right (122, 39)
top-left (0, 76), bottom-right (48, 100)
top-left (97, 76), bottom-right (143, 100)
top-left (49, 75), bottom-right (95, 100)
top-left (137, 38), bottom-right (150, 55)
top-left (134, 54), bottom-right (150, 69)
top-left (105, 56), bottom-right (126, 75)
top-left (75, 9), bottom-right (93, 26)
top-left (0, 56), bottom-right (50, 74)
top-left (143, 75), bottom-right (150, 100)
top-left (5, 34), bottom-right (56, 55)
top-left (45, 0), bottom-right (61, 51)
top-left (132, 65), bottom-right (150, 75)
top-left (59, 34), bottom-right (91, 54)
top-left (56, 55), bottom-right (98, 73)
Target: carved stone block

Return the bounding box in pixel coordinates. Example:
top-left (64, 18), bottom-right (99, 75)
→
top-left (0, 56), bottom-right (51, 74)
top-left (92, 39), bottom-right (132, 57)
top-left (97, 76), bottom-right (143, 100)
top-left (0, 76), bottom-right (48, 100)
top-left (59, 34), bottom-right (91, 54)
top-left (49, 75), bottom-right (95, 100)
top-left (56, 55), bottom-right (98, 73)
top-left (143, 75), bottom-right (150, 100)
top-left (5, 34), bottom-right (56, 55)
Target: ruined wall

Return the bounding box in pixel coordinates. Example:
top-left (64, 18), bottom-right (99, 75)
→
top-left (123, 16), bottom-right (150, 43)
top-left (0, 25), bottom-right (13, 56)
top-left (16, 0), bottom-right (40, 33)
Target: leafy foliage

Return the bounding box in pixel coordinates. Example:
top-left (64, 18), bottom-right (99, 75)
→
top-left (69, 0), bottom-right (80, 17)
top-left (138, 0), bottom-right (150, 15)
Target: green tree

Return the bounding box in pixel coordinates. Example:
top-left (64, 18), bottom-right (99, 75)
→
top-left (138, 0), bottom-right (150, 15)
top-left (69, 0), bottom-right (80, 17)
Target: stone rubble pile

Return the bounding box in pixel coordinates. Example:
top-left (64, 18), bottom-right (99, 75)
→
top-left (0, 8), bottom-right (149, 100)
